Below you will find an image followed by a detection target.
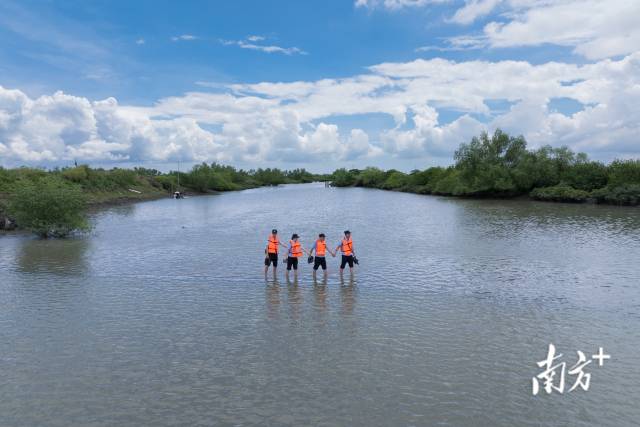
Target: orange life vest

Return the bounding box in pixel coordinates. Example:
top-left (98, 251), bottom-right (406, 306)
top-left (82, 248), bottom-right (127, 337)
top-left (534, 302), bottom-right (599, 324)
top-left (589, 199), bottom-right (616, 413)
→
top-left (267, 235), bottom-right (279, 253)
top-left (290, 240), bottom-right (303, 257)
top-left (341, 237), bottom-right (353, 256)
top-left (315, 240), bottom-right (326, 256)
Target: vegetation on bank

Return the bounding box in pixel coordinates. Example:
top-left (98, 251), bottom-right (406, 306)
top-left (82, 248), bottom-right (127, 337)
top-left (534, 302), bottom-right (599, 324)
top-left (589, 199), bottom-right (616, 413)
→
top-left (8, 177), bottom-right (90, 238)
top-left (330, 130), bottom-right (640, 206)
top-left (0, 163), bottom-right (325, 236)
top-left (1, 129), bottom-right (638, 237)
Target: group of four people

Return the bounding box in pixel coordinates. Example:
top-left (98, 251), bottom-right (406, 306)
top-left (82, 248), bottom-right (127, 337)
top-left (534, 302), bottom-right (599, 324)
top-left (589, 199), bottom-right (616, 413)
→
top-left (264, 229), bottom-right (356, 279)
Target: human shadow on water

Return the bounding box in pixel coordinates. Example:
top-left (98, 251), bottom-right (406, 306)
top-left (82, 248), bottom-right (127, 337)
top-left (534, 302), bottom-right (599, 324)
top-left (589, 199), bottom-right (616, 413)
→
top-left (17, 237), bottom-right (90, 276)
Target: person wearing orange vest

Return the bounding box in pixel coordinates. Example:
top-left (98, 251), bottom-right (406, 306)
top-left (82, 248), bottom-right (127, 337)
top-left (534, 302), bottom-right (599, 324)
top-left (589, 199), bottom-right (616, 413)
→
top-left (309, 233), bottom-right (335, 279)
top-left (264, 229), bottom-right (287, 277)
top-left (285, 233), bottom-right (310, 280)
top-left (334, 230), bottom-right (356, 274)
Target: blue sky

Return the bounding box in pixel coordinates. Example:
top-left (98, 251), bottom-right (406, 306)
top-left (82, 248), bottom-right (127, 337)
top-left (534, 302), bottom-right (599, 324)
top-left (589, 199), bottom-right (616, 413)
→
top-left (0, 0), bottom-right (638, 171)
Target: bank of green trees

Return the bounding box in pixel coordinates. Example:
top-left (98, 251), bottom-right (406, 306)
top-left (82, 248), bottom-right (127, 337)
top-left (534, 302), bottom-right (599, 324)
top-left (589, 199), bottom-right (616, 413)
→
top-left (331, 130), bottom-right (640, 206)
top-left (0, 163), bottom-right (325, 236)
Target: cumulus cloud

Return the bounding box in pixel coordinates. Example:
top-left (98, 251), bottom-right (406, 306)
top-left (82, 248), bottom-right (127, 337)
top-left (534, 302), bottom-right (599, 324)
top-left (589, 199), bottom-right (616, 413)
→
top-left (481, 0), bottom-right (640, 60)
top-left (440, 0), bottom-right (640, 60)
top-left (2, 52), bottom-right (640, 167)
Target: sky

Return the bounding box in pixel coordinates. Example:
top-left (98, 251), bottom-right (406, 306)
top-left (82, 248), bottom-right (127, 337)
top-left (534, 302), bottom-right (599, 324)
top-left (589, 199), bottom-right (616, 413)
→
top-left (0, 0), bottom-right (639, 172)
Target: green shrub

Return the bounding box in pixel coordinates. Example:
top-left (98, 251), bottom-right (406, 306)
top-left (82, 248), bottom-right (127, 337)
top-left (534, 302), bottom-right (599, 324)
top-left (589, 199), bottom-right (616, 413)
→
top-left (357, 167), bottom-right (386, 187)
top-left (607, 160), bottom-right (640, 186)
top-left (591, 184), bottom-right (640, 206)
top-left (530, 185), bottom-right (590, 203)
top-left (432, 169), bottom-right (469, 195)
top-left (8, 177), bottom-right (90, 238)
top-left (381, 171), bottom-right (408, 190)
top-left (331, 168), bottom-right (357, 187)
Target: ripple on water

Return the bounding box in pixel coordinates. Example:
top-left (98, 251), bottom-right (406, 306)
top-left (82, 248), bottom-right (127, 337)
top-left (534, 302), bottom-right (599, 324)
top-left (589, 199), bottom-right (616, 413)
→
top-left (1, 185), bottom-right (639, 426)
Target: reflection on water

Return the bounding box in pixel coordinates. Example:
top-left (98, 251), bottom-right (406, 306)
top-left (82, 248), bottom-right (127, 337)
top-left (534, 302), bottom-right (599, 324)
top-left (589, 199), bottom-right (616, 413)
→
top-left (1, 183), bottom-right (639, 427)
top-left (340, 279), bottom-right (357, 317)
top-left (312, 280), bottom-right (328, 315)
top-left (286, 280), bottom-right (303, 321)
top-left (265, 280), bottom-right (281, 320)
top-left (17, 237), bottom-right (89, 275)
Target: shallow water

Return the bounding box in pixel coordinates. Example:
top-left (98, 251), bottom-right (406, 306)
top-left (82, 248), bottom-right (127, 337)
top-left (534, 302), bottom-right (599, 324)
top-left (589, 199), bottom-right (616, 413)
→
top-left (1, 183), bottom-right (639, 426)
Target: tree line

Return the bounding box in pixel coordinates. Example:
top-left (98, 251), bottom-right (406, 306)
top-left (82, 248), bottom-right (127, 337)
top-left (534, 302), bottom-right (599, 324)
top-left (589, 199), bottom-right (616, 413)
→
top-left (1, 129), bottom-right (638, 238)
top-left (0, 163), bottom-right (324, 237)
top-left (330, 130), bottom-right (640, 206)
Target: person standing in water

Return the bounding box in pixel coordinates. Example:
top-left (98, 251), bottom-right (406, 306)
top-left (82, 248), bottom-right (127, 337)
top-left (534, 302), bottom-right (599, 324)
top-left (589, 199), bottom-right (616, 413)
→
top-left (309, 233), bottom-right (335, 280)
top-left (285, 233), bottom-right (309, 280)
top-left (264, 229), bottom-right (286, 277)
top-left (334, 230), bottom-right (356, 275)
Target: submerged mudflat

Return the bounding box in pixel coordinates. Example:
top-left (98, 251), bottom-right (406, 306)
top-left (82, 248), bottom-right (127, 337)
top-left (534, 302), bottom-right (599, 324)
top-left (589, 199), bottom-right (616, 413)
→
top-left (1, 183), bottom-right (639, 426)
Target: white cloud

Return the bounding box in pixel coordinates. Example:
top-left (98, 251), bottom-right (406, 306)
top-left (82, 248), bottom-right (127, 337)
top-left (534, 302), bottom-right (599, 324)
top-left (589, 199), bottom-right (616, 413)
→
top-left (171, 34), bottom-right (198, 42)
top-left (135, 38), bottom-right (145, 45)
top-left (481, 0), bottom-right (640, 60)
top-left (366, 0), bottom-right (638, 61)
top-left (2, 52), bottom-right (640, 167)
top-left (221, 37), bottom-right (307, 56)
top-left (449, 0), bottom-right (503, 25)
top-left (355, 0), bottom-right (449, 9)
top-left (246, 35), bottom-right (265, 42)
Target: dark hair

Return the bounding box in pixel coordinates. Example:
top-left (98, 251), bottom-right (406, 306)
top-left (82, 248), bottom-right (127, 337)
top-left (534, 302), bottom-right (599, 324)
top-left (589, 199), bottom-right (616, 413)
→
top-left (291, 233), bottom-right (299, 239)
top-left (344, 230), bottom-right (351, 235)
top-left (319, 233), bottom-right (325, 237)
top-left (272, 229), bottom-right (277, 234)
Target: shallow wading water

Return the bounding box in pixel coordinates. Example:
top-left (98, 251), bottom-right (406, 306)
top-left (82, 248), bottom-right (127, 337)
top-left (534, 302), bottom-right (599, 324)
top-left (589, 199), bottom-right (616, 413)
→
top-left (1, 183), bottom-right (639, 426)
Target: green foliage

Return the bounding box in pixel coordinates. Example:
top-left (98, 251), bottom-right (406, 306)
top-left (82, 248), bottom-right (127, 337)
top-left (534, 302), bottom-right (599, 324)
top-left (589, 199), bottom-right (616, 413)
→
top-left (8, 177), bottom-right (90, 238)
top-left (356, 167), bottom-right (387, 187)
top-left (454, 129), bottom-right (527, 195)
top-left (530, 185), bottom-right (590, 203)
top-left (561, 161), bottom-right (608, 191)
top-left (432, 168), bottom-right (469, 195)
top-left (286, 168), bottom-right (315, 183)
top-left (607, 160), bottom-right (640, 186)
top-left (331, 168), bottom-right (358, 187)
top-left (591, 184), bottom-right (640, 206)
top-left (250, 168), bottom-right (287, 186)
top-left (381, 170), bottom-right (409, 190)
top-left (328, 129), bottom-right (640, 206)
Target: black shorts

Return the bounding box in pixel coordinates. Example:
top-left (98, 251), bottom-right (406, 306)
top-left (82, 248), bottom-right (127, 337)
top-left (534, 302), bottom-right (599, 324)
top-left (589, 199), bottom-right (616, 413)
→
top-left (313, 256), bottom-right (327, 270)
top-left (340, 255), bottom-right (354, 269)
top-left (265, 252), bottom-right (278, 267)
top-left (286, 256), bottom-right (299, 271)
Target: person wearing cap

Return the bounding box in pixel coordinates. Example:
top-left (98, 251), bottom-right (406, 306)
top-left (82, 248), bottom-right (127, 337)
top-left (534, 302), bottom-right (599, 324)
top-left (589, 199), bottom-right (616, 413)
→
top-left (264, 229), bottom-right (287, 277)
top-left (285, 233), bottom-right (310, 280)
top-left (309, 233), bottom-right (335, 279)
top-left (334, 230), bottom-right (356, 274)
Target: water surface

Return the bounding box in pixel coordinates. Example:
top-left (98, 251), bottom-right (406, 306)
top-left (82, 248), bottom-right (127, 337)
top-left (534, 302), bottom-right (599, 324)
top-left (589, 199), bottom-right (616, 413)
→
top-left (1, 183), bottom-right (639, 426)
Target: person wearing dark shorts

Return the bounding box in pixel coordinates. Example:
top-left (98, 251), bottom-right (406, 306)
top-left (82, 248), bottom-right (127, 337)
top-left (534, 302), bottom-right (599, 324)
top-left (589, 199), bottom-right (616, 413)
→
top-left (285, 233), bottom-right (309, 280)
top-left (334, 230), bottom-right (356, 275)
top-left (309, 233), bottom-right (335, 279)
top-left (264, 229), bottom-right (286, 278)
